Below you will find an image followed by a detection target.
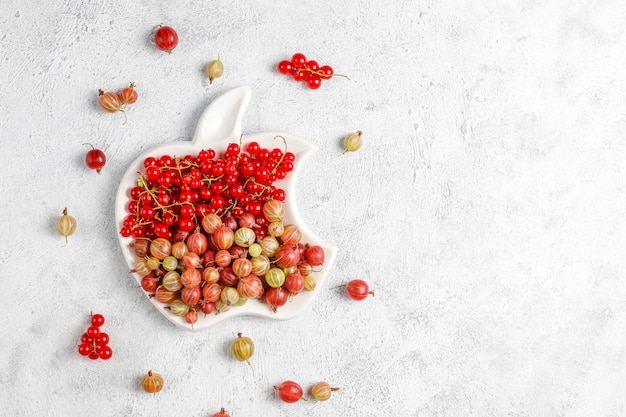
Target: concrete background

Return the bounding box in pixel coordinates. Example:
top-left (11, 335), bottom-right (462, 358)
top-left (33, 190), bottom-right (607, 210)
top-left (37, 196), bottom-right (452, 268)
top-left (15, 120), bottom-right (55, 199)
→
top-left (1, 0), bottom-right (625, 416)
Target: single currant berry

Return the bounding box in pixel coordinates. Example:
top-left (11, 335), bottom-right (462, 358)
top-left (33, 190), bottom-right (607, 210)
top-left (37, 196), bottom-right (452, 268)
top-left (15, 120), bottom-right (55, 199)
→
top-left (97, 345), bottom-right (113, 360)
top-left (306, 74), bottom-right (322, 90)
top-left (91, 313), bottom-right (105, 327)
top-left (291, 52), bottom-right (307, 68)
top-left (277, 60), bottom-right (293, 74)
top-left (154, 25), bottom-right (178, 53)
top-left (78, 343), bottom-right (92, 356)
top-left (84, 143), bottom-right (106, 174)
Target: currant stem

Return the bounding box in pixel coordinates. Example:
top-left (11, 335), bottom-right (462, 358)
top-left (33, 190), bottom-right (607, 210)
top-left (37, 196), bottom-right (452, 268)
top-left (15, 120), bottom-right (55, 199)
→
top-left (273, 135), bottom-right (288, 172)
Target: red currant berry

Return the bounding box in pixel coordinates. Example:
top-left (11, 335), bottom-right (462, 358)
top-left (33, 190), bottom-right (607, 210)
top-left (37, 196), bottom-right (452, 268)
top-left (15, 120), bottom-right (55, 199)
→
top-left (86, 325), bottom-right (100, 338)
top-left (291, 53), bottom-right (307, 68)
top-left (130, 186), bottom-right (142, 200)
top-left (306, 74), bottom-right (322, 89)
top-left (306, 60), bottom-right (319, 71)
top-left (210, 195), bottom-right (226, 209)
top-left (226, 143), bottom-right (240, 154)
top-left (178, 218), bottom-right (196, 232)
top-left (78, 343), bottom-right (92, 356)
top-left (179, 204), bottom-right (195, 219)
top-left (272, 189), bottom-right (286, 201)
top-left (159, 155), bottom-right (175, 167)
top-left (97, 345), bottom-right (113, 360)
top-left (96, 332), bottom-right (109, 346)
top-left (292, 68), bottom-right (307, 82)
top-left (269, 148), bottom-right (283, 161)
top-left (246, 141), bottom-right (260, 154)
top-left (144, 156), bottom-right (157, 168)
top-left (319, 65), bottom-right (334, 80)
top-left (277, 60), bottom-right (293, 74)
top-left (91, 314), bottom-right (105, 327)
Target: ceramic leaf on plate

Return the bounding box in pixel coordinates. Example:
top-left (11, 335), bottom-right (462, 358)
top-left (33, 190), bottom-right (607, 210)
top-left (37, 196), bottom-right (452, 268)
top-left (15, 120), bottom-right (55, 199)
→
top-left (115, 86), bottom-right (337, 331)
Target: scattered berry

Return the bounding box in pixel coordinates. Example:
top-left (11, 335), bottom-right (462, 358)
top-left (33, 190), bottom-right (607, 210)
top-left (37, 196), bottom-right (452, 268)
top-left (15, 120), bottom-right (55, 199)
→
top-left (118, 82), bottom-right (138, 106)
top-left (274, 380), bottom-right (304, 403)
top-left (141, 370), bottom-right (164, 393)
top-left (206, 56), bottom-right (224, 84)
top-left (98, 89), bottom-right (127, 124)
top-left (342, 130), bottom-right (363, 154)
top-left (84, 143), bottom-right (106, 174)
top-left (154, 25), bottom-right (178, 53)
top-left (56, 207), bottom-right (77, 244)
top-left (309, 381), bottom-right (339, 401)
top-left (345, 279), bottom-right (374, 301)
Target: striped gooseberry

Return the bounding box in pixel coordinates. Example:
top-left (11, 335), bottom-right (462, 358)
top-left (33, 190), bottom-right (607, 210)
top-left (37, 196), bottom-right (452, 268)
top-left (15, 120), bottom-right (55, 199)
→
top-left (280, 224), bottom-right (301, 245)
top-left (149, 238), bottom-right (172, 260)
top-left (214, 226), bottom-right (235, 250)
top-left (202, 213), bottom-right (223, 234)
top-left (274, 245), bottom-right (300, 268)
top-left (181, 286), bottom-right (201, 306)
top-left (304, 245), bottom-right (325, 266)
top-left (265, 286), bottom-right (289, 313)
top-left (237, 274), bottom-right (264, 299)
top-left (230, 332), bottom-right (255, 365)
top-left (345, 279), bottom-right (374, 301)
top-left (141, 370), bottom-right (164, 394)
top-left (310, 381), bottom-right (339, 401)
top-left (264, 267), bottom-right (285, 288)
top-left (262, 199), bottom-right (285, 222)
top-left (232, 258), bottom-right (252, 278)
top-left (274, 380), bottom-right (303, 403)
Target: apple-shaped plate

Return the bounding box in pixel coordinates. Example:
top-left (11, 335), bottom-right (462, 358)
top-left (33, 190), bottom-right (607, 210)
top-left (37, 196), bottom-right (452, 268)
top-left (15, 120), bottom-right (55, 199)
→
top-left (115, 86), bottom-right (337, 331)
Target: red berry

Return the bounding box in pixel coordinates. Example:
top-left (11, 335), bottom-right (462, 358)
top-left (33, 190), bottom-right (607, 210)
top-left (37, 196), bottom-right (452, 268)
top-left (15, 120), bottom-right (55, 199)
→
top-left (86, 325), bottom-right (100, 338)
top-left (97, 345), bottom-right (113, 360)
top-left (345, 279), bottom-right (374, 301)
top-left (306, 74), bottom-right (322, 89)
top-left (85, 144), bottom-right (106, 174)
top-left (319, 65), bottom-right (334, 79)
top-left (277, 60), bottom-right (293, 74)
top-left (291, 53), bottom-right (307, 68)
top-left (91, 313), bottom-right (105, 327)
top-left (154, 25), bottom-right (178, 53)
top-left (78, 343), bottom-right (92, 356)
top-left (306, 60), bottom-right (319, 71)
top-left (292, 68), bottom-right (307, 82)
top-left (274, 380), bottom-right (304, 403)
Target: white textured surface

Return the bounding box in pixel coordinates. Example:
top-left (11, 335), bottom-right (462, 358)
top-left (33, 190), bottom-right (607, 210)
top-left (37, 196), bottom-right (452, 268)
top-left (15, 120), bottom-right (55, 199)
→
top-left (1, 1), bottom-right (625, 416)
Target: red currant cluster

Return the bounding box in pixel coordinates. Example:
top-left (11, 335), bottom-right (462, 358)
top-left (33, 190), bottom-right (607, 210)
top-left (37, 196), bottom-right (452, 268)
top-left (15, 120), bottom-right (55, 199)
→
top-left (120, 139), bottom-right (293, 241)
top-left (77, 313), bottom-right (112, 360)
top-left (277, 53), bottom-right (346, 90)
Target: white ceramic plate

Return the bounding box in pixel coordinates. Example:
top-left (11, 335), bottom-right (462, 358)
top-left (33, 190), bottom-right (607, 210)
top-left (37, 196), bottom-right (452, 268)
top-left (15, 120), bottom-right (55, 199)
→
top-left (115, 86), bottom-right (337, 331)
